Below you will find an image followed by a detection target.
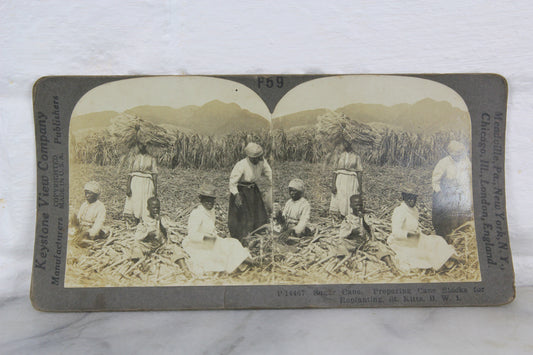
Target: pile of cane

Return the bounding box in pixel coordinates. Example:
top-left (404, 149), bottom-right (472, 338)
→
top-left (65, 220), bottom-right (190, 287)
top-left (242, 218), bottom-right (480, 285)
top-left (65, 215), bottom-right (480, 287)
top-left (240, 220), bottom-right (397, 285)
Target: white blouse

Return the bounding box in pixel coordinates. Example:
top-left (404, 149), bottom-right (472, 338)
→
top-left (390, 202), bottom-right (419, 240)
top-left (432, 155), bottom-right (471, 193)
top-left (186, 205), bottom-right (217, 243)
top-left (78, 200), bottom-right (106, 237)
top-left (229, 158), bottom-right (272, 195)
top-left (282, 197), bottom-right (311, 234)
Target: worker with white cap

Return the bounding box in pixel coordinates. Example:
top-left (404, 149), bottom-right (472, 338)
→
top-left (274, 178), bottom-right (313, 241)
top-left (70, 181), bottom-right (107, 245)
top-left (228, 142), bottom-right (272, 243)
top-left (431, 140), bottom-right (473, 238)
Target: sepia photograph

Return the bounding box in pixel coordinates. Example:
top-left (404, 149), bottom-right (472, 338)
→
top-left (270, 75), bottom-right (479, 285)
top-left (65, 75), bottom-right (480, 288)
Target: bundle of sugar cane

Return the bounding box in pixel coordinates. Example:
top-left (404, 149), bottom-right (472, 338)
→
top-left (316, 111), bottom-right (381, 148)
top-left (107, 113), bottom-right (174, 169)
top-left (109, 113), bottom-right (174, 149)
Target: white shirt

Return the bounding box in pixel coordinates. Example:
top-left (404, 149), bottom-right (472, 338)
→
top-left (282, 197), bottom-right (311, 234)
top-left (134, 215), bottom-right (170, 241)
top-left (130, 154), bottom-right (158, 174)
top-left (186, 205), bottom-right (217, 243)
top-left (78, 200), bottom-right (106, 237)
top-left (390, 202), bottom-right (420, 240)
top-left (432, 155), bottom-right (471, 194)
top-left (338, 213), bottom-right (375, 239)
top-left (334, 151), bottom-right (363, 172)
top-left (229, 157), bottom-right (272, 195)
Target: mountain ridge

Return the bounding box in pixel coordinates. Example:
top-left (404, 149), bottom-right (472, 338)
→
top-left (274, 98), bottom-right (469, 133)
top-left (71, 100), bottom-right (270, 136)
top-left (71, 98), bottom-right (469, 137)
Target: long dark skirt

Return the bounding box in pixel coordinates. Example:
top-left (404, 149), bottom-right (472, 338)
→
top-left (432, 189), bottom-right (472, 238)
top-left (228, 183), bottom-right (268, 242)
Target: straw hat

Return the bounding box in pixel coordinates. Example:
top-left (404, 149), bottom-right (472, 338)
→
top-left (198, 183), bottom-right (216, 198)
top-left (401, 183), bottom-right (418, 198)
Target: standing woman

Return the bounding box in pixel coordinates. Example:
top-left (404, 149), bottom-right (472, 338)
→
top-left (228, 142), bottom-right (272, 242)
top-left (123, 143), bottom-right (158, 224)
top-left (329, 139), bottom-right (363, 217)
top-left (432, 140), bottom-right (473, 239)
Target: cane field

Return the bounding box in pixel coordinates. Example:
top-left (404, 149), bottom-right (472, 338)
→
top-left (66, 160), bottom-right (481, 287)
top-left (65, 112), bottom-right (481, 287)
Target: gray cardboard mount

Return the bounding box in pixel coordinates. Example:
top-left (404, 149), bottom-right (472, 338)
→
top-left (30, 74), bottom-right (514, 311)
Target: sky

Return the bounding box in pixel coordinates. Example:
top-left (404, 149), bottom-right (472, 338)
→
top-left (71, 75), bottom-right (469, 121)
top-left (272, 75), bottom-right (469, 117)
top-left (71, 76), bottom-right (271, 119)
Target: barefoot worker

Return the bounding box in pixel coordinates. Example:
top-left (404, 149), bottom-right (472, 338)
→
top-left (388, 187), bottom-right (458, 272)
top-left (337, 195), bottom-right (399, 275)
top-left (228, 142), bottom-right (272, 243)
top-left (184, 184), bottom-right (253, 275)
top-left (329, 139), bottom-right (363, 217)
top-left (123, 143), bottom-right (158, 224)
top-left (131, 197), bottom-right (189, 276)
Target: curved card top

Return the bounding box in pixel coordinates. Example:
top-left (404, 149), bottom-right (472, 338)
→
top-left (31, 74), bottom-right (513, 311)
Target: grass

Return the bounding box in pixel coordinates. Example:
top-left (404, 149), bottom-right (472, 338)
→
top-left (65, 161), bottom-right (481, 287)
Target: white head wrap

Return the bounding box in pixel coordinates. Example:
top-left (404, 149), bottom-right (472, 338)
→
top-left (447, 140), bottom-right (466, 156)
top-left (288, 178), bottom-right (305, 192)
top-left (244, 142), bottom-right (263, 158)
top-left (84, 181), bottom-right (101, 194)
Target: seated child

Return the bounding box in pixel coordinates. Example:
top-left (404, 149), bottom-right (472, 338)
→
top-left (69, 181), bottom-right (107, 246)
top-left (131, 197), bottom-right (189, 275)
top-left (338, 195), bottom-right (399, 275)
top-left (274, 179), bottom-right (313, 243)
top-left (183, 184), bottom-right (252, 275)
